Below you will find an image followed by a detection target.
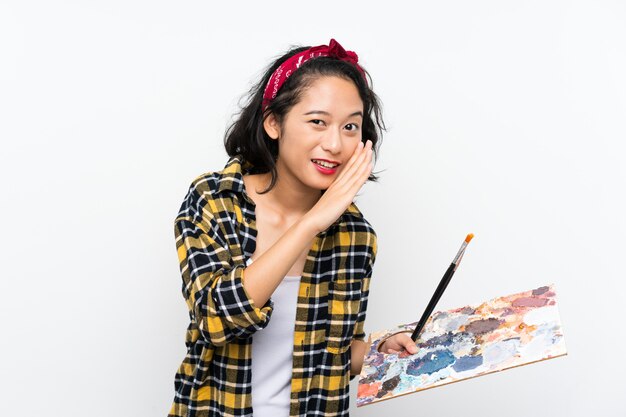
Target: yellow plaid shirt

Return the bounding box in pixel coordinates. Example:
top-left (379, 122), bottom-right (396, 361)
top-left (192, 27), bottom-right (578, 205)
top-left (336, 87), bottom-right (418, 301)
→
top-left (169, 154), bottom-right (377, 417)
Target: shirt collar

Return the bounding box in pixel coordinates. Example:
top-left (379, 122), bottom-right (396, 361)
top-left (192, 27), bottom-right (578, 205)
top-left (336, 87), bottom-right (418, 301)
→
top-left (215, 154), bottom-right (364, 224)
top-left (216, 154), bottom-right (254, 196)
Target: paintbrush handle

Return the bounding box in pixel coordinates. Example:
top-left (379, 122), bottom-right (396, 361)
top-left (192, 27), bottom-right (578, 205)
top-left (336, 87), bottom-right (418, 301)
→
top-left (410, 263), bottom-right (456, 341)
top-left (408, 234), bottom-right (474, 343)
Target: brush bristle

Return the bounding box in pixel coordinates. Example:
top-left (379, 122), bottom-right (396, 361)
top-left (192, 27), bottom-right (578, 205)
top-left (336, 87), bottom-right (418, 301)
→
top-left (465, 233), bottom-right (474, 243)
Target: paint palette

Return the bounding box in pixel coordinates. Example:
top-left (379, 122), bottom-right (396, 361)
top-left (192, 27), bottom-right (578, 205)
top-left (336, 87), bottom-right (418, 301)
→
top-left (357, 284), bottom-right (567, 406)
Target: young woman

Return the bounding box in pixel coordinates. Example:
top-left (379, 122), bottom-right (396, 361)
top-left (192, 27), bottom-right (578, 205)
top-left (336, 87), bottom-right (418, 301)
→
top-left (169, 38), bottom-right (417, 417)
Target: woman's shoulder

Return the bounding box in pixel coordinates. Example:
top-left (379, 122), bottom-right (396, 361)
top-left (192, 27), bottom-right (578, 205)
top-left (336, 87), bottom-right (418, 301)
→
top-left (344, 202), bottom-right (377, 236)
top-left (175, 155), bottom-right (248, 222)
top-left (184, 154), bottom-right (248, 199)
top-left (341, 202), bottom-right (377, 259)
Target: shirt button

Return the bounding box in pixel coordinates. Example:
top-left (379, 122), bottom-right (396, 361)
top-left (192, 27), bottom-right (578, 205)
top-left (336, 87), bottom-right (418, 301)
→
top-left (244, 217), bottom-right (251, 224)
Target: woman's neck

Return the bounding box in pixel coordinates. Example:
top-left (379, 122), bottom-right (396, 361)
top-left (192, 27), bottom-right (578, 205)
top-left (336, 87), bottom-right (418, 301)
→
top-left (244, 172), bottom-right (322, 221)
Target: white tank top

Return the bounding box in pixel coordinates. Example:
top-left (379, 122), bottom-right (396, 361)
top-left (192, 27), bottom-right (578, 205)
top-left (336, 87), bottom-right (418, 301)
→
top-left (247, 257), bottom-right (301, 417)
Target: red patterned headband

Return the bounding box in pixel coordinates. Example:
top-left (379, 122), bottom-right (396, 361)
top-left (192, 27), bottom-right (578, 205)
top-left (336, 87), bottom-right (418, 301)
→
top-left (261, 38), bottom-right (367, 112)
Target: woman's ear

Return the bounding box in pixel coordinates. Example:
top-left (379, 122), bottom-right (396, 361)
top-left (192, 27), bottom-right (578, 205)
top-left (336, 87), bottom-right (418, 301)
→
top-left (263, 113), bottom-right (280, 140)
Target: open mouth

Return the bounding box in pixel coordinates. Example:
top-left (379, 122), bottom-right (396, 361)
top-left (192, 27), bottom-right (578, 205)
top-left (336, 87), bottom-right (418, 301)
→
top-left (311, 159), bottom-right (339, 169)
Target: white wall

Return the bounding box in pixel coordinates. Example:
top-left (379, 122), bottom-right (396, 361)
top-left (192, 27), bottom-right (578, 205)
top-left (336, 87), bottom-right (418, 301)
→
top-left (1, 1), bottom-right (624, 416)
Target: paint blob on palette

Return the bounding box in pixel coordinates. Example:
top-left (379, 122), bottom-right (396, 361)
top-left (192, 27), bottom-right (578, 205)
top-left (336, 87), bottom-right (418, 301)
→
top-left (357, 284), bottom-right (567, 407)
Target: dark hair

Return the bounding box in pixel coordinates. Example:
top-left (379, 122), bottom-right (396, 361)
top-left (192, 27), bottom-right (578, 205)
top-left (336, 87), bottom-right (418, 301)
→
top-left (224, 44), bottom-right (386, 194)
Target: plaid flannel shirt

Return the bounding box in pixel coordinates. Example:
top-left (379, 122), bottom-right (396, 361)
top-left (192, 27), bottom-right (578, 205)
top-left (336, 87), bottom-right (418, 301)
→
top-left (169, 154), bottom-right (377, 417)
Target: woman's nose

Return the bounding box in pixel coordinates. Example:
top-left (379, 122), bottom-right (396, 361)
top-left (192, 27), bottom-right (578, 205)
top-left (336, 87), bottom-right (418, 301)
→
top-left (321, 128), bottom-right (343, 153)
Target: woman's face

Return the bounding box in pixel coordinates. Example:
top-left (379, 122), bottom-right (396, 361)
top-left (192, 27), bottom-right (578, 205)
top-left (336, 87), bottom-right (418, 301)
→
top-left (264, 75), bottom-right (364, 192)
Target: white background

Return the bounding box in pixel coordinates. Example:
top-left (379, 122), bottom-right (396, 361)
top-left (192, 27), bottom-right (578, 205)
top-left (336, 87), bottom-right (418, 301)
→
top-left (1, 1), bottom-right (624, 416)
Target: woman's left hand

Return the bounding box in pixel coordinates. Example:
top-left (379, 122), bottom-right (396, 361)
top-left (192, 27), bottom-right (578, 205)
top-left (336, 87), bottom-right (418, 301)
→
top-left (379, 332), bottom-right (418, 355)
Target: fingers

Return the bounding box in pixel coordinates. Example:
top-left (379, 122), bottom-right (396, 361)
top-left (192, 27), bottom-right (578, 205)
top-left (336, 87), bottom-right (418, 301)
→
top-left (361, 143), bottom-right (374, 179)
top-left (398, 350), bottom-right (412, 359)
top-left (382, 334), bottom-right (418, 355)
top-left (356, 141), bottom-right (373, 174)
top-left (351, 140), bottom-right (371, 169)
top-left (335, 140), bottom-right (372, 185)
top-left (343, 140), bottom-right (372, 189)
top-left (398, 334), bottom-right (418, 355)
top-left (334, 140), bottom-right (365, 183)
top-left (349, 143), bottom-right (373, 189)
top-left (308, 140), bottom-right (373, 233)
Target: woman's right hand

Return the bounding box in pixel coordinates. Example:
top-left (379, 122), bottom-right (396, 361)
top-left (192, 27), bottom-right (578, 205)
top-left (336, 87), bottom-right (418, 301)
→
top-left (305, 139), bottom-right (374, 234)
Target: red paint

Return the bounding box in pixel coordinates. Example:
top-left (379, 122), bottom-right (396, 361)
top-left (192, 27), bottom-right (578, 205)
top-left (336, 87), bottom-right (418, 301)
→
top-left (358, 382), bottom-right (381, 397)
top-left (512, 297), bottom-right (548, 308)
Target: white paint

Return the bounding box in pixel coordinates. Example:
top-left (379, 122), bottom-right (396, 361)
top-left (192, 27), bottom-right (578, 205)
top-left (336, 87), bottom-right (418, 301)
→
top-left (524, 305), bottom-right (561, 326)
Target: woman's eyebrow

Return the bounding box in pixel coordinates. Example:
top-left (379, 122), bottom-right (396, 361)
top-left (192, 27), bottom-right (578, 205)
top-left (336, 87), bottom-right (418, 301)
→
top-left (303, 110), bottom-right (363, 118)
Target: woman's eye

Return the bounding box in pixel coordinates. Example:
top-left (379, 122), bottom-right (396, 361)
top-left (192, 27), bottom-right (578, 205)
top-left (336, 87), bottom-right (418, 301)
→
top-left (310, 119), bottom-right (325, 126)
top-left (345, 123), bottom-right (359, 131)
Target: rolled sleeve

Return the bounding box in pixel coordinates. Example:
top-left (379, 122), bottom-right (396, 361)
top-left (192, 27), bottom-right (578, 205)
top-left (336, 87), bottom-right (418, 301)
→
top-left (210, 263), bottom-right (274, 335)
top-left (175, 185), bottom-right (273, 346)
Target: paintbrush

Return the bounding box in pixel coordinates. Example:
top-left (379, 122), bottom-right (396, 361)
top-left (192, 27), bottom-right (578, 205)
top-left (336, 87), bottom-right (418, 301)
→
top-left (409, 233), bottom-right (475, 342)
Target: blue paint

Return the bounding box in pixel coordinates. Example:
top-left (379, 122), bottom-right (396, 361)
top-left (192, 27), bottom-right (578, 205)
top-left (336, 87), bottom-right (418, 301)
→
top-left (422, 332), bottom-right (455, 348)
top-left (406, 349), bottom-right (456, 376)
top-left (370, 352), bottom-right (385, 367)
top-left (361, 362), bottom-right (390, 384)
top-left (482, 338), bottom-right (520, 366)
top-left (443, 315), bottom-right (471, 332)
top-left (377, 375), bottom-right (401, 397)
top-left (452, 355), bottom-right (483, 372)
